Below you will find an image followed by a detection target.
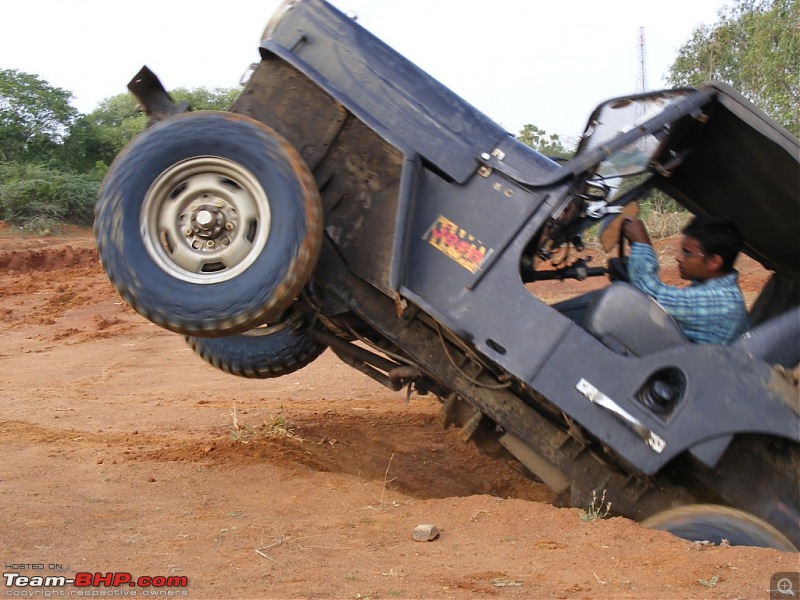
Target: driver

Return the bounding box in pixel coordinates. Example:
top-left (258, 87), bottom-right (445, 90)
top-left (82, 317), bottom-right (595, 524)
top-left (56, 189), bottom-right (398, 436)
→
top-left (622, 214), bottom-right (748, 345)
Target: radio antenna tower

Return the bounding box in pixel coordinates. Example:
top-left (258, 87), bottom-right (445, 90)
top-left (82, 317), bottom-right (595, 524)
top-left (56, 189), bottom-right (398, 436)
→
top-left (637, 27), bottom-right (647, 93)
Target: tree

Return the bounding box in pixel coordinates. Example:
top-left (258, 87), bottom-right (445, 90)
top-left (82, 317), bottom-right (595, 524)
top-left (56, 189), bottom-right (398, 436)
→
top-left (667, 0), bottom-right (799, 136)
top-left (62, 86), bottom-right (241, 173)
top-left (171, 86), bottom-right (241, 111)
top-left (61, 94), bottom-right (145, 173)
top-left (0, 69), bottom-right (78, 162)
top-left (516, 124), bottom-right (573, 160)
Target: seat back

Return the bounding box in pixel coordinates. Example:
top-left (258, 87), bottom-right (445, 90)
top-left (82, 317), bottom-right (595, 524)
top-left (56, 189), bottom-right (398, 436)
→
top-left (582, 283), bottom-right (688, 356)
top-left (552, 289), bottom-right (603, 324)
top-left (733, 306), bottom-right (800, 368)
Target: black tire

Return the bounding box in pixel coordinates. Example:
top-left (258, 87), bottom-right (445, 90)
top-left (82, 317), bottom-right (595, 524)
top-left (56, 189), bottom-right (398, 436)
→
top-left (641, 504), bottom-right (798, 551)
top-left (94, 111), bottom-right (322, 337)
top-left (186, 319), bottom-right (327, 378)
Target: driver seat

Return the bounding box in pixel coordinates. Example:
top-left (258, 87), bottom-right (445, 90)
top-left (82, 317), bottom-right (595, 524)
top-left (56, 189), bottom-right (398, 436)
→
top-left (584, 284), bottom-right (800, 365)
top-left (582, 283), bottom-right (688, 356)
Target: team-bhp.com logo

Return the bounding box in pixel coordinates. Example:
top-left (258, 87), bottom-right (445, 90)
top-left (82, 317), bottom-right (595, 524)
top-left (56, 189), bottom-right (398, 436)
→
top-left (4, 571), bottom-right (189, 596)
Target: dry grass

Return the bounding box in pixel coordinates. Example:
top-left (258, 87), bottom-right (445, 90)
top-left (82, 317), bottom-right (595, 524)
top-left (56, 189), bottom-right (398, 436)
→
top-left (580, 489), bottom-right (612, 522)
top-left (583, 208), bottom-right (691, 249)
top-left (642, 209), bottom-right (691, 240)
top-left (228, 402), bottom-right (303, 442)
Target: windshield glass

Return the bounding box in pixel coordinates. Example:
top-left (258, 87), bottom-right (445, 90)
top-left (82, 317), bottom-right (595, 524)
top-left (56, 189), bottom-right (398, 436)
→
top-left (579, 91), bottom-right (690, 179)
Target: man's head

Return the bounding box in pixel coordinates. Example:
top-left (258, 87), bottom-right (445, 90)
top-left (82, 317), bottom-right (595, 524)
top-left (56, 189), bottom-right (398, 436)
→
top-left (677, 215), bottom-right (742, 281)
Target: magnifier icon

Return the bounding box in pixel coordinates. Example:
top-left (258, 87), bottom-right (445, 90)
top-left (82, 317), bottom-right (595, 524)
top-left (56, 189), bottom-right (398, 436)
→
top-left (777, 577), bottom-right (796, 596)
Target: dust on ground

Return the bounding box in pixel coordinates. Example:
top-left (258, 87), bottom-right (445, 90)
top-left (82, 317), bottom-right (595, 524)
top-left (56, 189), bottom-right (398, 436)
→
top-left (1, 226), bottom-right (794, 600)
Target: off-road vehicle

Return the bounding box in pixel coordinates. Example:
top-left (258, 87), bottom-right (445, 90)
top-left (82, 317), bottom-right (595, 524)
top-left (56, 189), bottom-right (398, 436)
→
top-left (94, 0), bottom-right (800, 550)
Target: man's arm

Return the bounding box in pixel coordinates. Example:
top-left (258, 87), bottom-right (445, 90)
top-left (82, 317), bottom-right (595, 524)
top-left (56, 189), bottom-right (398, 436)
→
top-left (627, 242), bottom-right (680, 301)
top-left (623, 217), bottom-right (683, 300)
top-left (622, 217), bottom-right (671, 299)
top-left (622, 217), bottom-right (652, 246)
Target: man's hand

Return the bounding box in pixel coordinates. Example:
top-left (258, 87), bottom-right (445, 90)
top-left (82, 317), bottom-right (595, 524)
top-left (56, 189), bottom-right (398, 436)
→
top-left (622, 217), bottom-right (652, 246)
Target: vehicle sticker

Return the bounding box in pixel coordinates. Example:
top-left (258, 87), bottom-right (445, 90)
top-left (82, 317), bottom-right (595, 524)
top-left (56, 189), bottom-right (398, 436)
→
top-left (423, 215), bottom-right (490, 274)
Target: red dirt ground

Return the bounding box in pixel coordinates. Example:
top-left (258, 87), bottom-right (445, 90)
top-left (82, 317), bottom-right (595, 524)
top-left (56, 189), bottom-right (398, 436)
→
top-left (1, 226), bottom-right (795, 600)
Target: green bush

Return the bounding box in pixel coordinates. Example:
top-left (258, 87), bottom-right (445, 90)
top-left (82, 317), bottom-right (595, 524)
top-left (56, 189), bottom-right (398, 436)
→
top-left (0, 162), bottom-right (100, 231)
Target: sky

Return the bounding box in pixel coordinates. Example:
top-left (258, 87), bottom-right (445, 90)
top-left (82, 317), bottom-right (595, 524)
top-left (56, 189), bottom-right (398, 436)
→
top-left (0, 0), bottom-right (726, 140)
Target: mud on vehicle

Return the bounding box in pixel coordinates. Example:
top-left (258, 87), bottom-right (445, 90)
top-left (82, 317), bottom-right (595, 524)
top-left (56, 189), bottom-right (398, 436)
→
top-left (94, 0), bottom-right (800, 550)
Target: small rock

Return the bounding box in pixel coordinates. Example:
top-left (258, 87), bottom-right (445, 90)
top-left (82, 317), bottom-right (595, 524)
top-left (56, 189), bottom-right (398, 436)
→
top-left (412, 524), bottom-right (440, 542)
top-left (147, 477), bottom-right (156, 483)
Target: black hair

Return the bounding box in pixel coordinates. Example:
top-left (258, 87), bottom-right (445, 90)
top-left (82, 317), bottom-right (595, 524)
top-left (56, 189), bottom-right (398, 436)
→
top-left (682, 215), bottom-right (742, 272)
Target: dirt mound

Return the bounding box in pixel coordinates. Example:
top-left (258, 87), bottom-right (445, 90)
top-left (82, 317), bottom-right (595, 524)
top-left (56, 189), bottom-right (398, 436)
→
top-left (0, 243), bottom-right (98, 272)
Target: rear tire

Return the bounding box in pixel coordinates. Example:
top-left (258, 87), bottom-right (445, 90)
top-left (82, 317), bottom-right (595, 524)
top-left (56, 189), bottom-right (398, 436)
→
top-left (186, 318), bottom-right (326, 378)
top-left (641, 504), bottom-right (798, 551)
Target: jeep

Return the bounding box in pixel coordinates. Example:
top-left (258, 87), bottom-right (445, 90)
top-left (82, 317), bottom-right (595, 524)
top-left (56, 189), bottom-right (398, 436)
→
top-left (94, 0), bottom-right (800, 550)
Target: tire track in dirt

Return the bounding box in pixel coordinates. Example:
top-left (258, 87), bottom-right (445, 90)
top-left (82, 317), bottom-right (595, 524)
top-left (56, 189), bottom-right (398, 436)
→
top-left (135, 411), bottom-right (553, 502)
top-left (1, 408), bottom-right (551, 504)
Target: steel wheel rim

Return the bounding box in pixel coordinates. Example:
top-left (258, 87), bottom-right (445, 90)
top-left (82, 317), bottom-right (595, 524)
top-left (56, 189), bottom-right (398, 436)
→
top-left (141, 156), bottom-right (271, 284)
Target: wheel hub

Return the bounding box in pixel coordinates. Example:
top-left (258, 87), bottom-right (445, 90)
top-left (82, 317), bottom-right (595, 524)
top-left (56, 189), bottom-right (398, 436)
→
top-left (141, 156), bottom-right (271, 284)
top-left (187, 202), bottom-right (231, 245)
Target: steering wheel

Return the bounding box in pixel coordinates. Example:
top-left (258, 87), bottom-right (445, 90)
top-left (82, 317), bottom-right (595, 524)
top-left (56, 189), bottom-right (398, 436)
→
top-left (605, 214), bottom-right (630, 282)
top-left (618, 217), bottom-right (628, 259)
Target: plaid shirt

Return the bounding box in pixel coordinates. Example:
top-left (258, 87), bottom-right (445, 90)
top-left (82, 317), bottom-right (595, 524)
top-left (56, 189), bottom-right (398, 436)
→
top-left (627, 242), bottom-right (748, 345)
